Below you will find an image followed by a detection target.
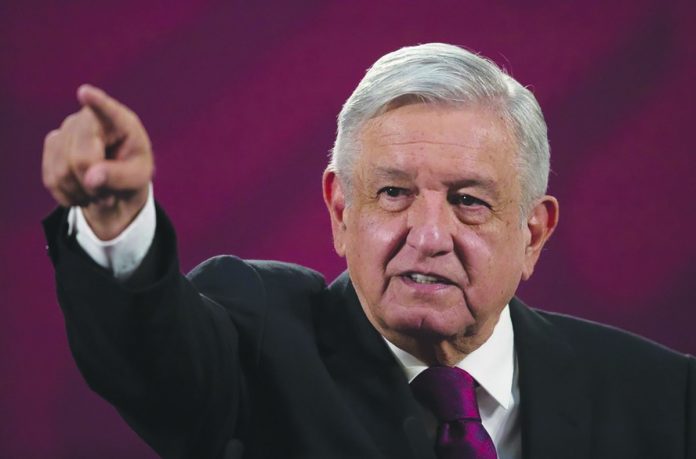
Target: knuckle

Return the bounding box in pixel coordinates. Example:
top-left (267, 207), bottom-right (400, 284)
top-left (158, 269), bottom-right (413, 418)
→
top-left (60, 113), bottom-right (78, 128)
top-left (43, 130), bottom-right (60, 148)
top-left (80, 106), bottom-right (98, 123)
top-left (53, 159), bottom-right (71, 182)
top-left (51, 190), bottom-right (70, 207)
top-left (124, 109), bottom-right (140, 127)
top-left (41, 156), bottom-right (52, 179)
top-left (42, 172), bottom-right (54, 189)
top-left (82, 138), bottom-right (101, 158)
top-left (44, 172), bottom-right (63, 192)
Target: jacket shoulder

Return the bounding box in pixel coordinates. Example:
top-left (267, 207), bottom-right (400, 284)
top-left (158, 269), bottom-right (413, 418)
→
top-left (534, 307), bottom-right (690, 366)
top-left (525, 305), bottom-right (694, 404)
top-left (513, 301), bottom-right (695, 456)
top-left (187, 255), bottom-right (327, 324)
top-left (187, 255), bottom-right (326, 298)
top-left (511, 298), bottom-right (692, 392)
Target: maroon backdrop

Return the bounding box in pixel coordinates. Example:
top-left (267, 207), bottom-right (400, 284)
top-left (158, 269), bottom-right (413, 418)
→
top-left (1, 1), bottom-right (694, 457)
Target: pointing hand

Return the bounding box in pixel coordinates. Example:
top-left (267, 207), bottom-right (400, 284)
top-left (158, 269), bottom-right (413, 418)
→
top-left (42, 85), bottom-right (154, 240)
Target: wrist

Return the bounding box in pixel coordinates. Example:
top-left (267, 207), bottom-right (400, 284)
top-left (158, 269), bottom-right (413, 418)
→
top-left (83, 187), bottom-right (149, 240)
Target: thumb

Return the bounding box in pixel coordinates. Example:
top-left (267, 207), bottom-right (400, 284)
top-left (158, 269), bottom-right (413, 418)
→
top-left (84, 158), bottom-right (151, 193)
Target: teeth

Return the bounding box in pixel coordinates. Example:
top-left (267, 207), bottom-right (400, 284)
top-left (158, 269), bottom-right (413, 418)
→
top-left (408, 273), bottom-right (442, 284)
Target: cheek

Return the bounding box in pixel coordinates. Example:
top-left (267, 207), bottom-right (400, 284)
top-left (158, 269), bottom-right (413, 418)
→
top-left (457, 227), bottom-right (526, 291)
top-left (454, 228), bottom-right (495, 276)
top-left (348, 212), bottom-right (408, 265)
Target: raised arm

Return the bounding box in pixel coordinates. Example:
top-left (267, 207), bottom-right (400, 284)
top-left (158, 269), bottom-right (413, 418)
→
top-left (42, 87), bottom-right (250, 458)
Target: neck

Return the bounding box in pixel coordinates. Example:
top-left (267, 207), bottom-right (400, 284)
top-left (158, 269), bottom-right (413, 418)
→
top-left (385, 325), bottom-right (496, 367)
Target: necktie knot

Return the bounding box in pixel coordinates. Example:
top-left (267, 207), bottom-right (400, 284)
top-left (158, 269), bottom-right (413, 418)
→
top-left (410, 366), bottom-right (480, 422)
top-left (410, 366), bottom-right (497, 458)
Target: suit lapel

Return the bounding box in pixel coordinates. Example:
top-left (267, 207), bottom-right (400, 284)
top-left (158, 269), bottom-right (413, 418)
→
top-left (316, 277), bottom-right (590, 459)
top-left (510, 298), bottom-right (591, 459)
top-left (316, 272), bottom-right (435, 459)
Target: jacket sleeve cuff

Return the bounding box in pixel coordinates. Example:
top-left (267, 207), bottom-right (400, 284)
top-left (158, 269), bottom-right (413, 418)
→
top-left (67, 183), bottom-right (156, 281)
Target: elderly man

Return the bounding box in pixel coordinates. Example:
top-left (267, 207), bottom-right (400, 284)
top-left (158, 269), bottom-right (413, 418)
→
top-left (43, 44), bottom-right (694, 459)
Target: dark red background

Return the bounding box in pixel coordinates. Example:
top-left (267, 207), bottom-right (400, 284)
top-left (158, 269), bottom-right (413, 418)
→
top-left (1, 1), bottom-right (694, 457)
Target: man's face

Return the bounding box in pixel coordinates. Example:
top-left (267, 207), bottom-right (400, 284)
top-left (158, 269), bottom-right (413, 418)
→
top-left (324, 103), bottom-right (556, 362)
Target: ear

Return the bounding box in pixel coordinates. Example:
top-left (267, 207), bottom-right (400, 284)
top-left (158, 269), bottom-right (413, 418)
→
top-left (322, 168), bottom-right (348, 257)
top-left (521, 195), bottom-right (559, 281)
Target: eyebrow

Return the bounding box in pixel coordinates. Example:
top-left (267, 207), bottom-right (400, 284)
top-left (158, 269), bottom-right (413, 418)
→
top-left (446, 177), bottom-right (499, 198)
top-left (372, 167), bottom-right (413, 181)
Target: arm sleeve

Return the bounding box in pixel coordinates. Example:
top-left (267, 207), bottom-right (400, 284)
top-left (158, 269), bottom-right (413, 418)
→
top-left (67, 182), bottom-right (155, 281)
top-left (43, 202), bottom-right (259, 458)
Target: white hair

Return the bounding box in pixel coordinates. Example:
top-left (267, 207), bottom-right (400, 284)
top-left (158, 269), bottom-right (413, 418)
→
top-left (328, 43), bottom-right (549, 213)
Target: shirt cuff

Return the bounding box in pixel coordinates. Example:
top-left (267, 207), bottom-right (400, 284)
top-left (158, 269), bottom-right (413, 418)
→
top-left (67, 183), bottom-right (156, 281)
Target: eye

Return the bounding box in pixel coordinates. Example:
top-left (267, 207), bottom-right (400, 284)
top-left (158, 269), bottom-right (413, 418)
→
top-left (378, 186), bottom-right (410, 198)
top-left (376, 186), bottom-right (412, 211)
top-left (448, 193), bottom-right (490, 208)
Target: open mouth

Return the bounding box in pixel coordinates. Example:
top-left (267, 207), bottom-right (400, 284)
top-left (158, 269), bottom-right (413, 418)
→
top-left (402, 272), bottom-right (453, 285)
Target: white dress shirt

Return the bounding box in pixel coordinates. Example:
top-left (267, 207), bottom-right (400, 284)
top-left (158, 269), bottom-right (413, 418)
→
top-left (69, 188), bottom-right (521, 458)
top-left (386, 307), bottom-right (520, 459)
top-left (67, 183), bottom-right (156, 281)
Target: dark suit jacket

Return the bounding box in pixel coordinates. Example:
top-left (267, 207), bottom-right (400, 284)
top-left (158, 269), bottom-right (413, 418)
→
top-left (44, 206), bottom-right (696, 459)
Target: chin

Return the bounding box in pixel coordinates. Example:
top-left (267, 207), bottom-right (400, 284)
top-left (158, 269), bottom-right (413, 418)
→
top-left (380, 304), bottom-right (473, 340)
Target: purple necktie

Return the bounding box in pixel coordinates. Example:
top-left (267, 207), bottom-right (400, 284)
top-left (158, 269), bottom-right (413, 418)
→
top-left (410, 366), bottom-right (497, 459)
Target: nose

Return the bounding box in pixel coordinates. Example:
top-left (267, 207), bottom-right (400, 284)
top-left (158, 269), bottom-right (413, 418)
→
top-left (405, 192), bottom-right (454, 258)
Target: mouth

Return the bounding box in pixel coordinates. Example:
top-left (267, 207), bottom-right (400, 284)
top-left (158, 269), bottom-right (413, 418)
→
top-left (401, 272), bottom-right (455, 285)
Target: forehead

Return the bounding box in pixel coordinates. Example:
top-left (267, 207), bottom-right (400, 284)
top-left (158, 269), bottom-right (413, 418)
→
top-left (356, 103), bottom-right (518, 185)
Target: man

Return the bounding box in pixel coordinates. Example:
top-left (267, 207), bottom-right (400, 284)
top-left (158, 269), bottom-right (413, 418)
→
top-left (43, 43), bottom-right (695, 458)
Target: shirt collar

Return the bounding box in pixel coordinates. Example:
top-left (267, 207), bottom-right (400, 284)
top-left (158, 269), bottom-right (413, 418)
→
top-left (386, 305), bottom-right (516, 410)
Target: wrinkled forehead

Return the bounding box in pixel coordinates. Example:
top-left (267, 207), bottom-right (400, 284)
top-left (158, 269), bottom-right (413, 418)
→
top-left (355, 102), bottom-right (520, 171)
top-left (343, 104), bottom-right (523, 211)
top-left (360, 99), bottom-right (517, 149)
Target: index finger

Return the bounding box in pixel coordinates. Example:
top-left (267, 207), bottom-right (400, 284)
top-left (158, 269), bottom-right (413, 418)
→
top-left (76, 84), bottom-right (133, 134)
